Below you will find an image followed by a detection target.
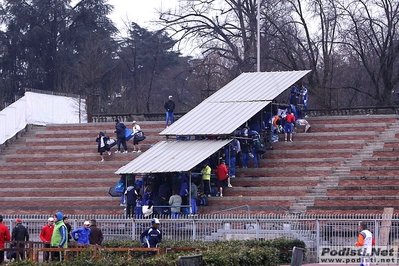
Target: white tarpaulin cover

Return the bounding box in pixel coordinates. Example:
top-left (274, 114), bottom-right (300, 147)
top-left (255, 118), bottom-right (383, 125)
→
top-left (0, 92), bottom-right (87, 144)
top-left (25, 92), bottom-right (86, 125)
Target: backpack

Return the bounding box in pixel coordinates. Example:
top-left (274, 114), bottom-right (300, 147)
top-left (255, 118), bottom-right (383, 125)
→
top-left (253, 139), bottom-right (266, 154)
top-left (114, 181), bottom-right (125, 193)
top-left (230, 141), bottom-right (238, 157)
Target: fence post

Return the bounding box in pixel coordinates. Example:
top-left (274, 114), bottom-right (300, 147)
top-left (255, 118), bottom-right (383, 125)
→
top-left (316, 219), bottom-right (320, 263)
top-left (131, 221), bottom-right (136, 240)
top-left (192, 219), bottom-right (197, 240)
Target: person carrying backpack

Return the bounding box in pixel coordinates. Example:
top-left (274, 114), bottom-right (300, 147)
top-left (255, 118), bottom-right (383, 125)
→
top-left (131, 121), bottom-right (144, 153)
top-left (114, 119), bottom-right (128, 153)
top-left (229, 138), bottom-right (240, 178)
top-left (96, 132), bottom-right (112, 162)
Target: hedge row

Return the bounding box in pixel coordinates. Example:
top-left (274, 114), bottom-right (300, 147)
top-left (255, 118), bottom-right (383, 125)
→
top-left (8, 238), bottom-right (305, 266)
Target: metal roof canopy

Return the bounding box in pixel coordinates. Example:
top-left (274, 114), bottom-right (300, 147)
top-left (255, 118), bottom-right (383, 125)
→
top-left (115, 139), bottom-right (231, 175)
top-left (161, 70), bottom-right (311, 136)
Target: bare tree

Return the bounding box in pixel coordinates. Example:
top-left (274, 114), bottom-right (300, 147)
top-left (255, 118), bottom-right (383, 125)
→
top-left (159, 0), bottom-right (259, 75)
top-left (338, 0), bottom-right (399, 106)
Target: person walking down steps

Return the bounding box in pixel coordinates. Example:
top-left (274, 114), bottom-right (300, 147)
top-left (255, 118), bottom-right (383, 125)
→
top-left (96, 132), bottom-right (111, 162)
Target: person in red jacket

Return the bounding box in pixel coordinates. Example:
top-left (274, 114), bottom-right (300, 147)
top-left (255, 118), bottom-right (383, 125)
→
top-left (284, 112), bottom-right (296, 142)
top-left (216, 160), bottom-right (229, 197)
top-left (40, 217), bottom-right (55, 261)
top-left (0, 214), bottom-right (11, 264)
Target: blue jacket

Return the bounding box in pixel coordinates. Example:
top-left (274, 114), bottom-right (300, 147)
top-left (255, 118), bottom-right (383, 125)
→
top-left (115, 122), bottom-right (126, 138)
top-left (126, 186), bottom-right (138, 205)
top-left (71, 227), bottom-right (91, 244)
top-left (140, 226), bottom-right (162, 248)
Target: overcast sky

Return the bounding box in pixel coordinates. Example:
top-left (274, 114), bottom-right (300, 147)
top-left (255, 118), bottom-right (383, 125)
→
top-left (107, 0), bottom-right (180, 31)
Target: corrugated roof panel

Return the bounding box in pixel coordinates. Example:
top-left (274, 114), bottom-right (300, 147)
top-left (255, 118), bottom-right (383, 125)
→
top-left (161, 70), bottom-right (311, 136)
top-left (205, 70), bottom-right (311, 102)
top-left (161, 101), bottom-right (266, 135)
top-left (115, 139), bottom-right (231, 174)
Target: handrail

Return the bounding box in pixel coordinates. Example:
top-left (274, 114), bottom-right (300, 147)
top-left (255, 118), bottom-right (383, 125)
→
top-left (91, 106), bottom-right (399, 123)
top-left (210, 205), bottom-right (251, 215)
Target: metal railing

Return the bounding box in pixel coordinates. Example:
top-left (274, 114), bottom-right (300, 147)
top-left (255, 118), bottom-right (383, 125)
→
top-left (90, 106), bottom-right (399, 123)
top-left (2, 213), bottom-right (399, 263)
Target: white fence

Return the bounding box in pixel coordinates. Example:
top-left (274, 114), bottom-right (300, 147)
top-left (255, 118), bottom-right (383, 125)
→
top-left (3, 213), bottom-right (398, 263)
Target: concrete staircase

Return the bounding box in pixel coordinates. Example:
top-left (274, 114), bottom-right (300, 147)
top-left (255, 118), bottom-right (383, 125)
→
top-left (0, 121), bottom-right (165, 215)
top-left (205, 115), bottom-right (399, 214)
top-left (1, 115), bottom-right (398, 215)
top-left (300, 116), bottom-right (399, 214)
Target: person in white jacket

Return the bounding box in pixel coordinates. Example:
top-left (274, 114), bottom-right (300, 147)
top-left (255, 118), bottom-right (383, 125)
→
top-left (131, 121), bottom-right (142, 153)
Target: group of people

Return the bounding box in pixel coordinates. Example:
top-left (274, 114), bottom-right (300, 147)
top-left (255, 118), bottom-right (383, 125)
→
top-left (121, 173), bottom-right (199, 219)
top-left (263, 85), bottom-right (311, 144)
top-left (0, 213), bottom-right (103, 262)
top-left (95, 95), bottom-right (177, 162)
top-left (288, 84), bottom-right (309, 117)
top-left (96, 120), bottom-right (145, 162)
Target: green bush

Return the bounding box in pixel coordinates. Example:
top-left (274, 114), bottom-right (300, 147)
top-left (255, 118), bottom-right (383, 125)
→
top-left (7, 238), bottom-right (304, 266)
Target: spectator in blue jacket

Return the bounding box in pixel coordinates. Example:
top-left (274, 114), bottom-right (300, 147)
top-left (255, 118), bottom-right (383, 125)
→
top-left (300, 85), bottom-right (309, 116)
top-left (140, 218), bottom-right (162, 248)
top-left (114, 119), bottom-right (128, 153)
top-left (71, 221), bottom-right (91, 245)
top-left (164, 95), bottom-right (175, 127)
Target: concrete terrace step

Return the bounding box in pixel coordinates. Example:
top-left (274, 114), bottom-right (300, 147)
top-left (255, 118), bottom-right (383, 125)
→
top-left (0, 169), bottom-right (118, 175)
top-left (350, 165), bottom-right (399, 171)
top-left (221, 187), bottom-right (309, 197)
top-left (373, 150), bottom-right (399, 157)
top-left (260, 157), bottom-right (345, 164)
top-left (1, 114), bottom-right (398, 215)
top-left (45, 121), bottom-right (166, 130)
top-left (309, 122), bottom-right (389, 129)
top-left (232, 178), bottom-right (320, 187)
top-left (9, 146), bottom-right (152, 155)
top-left (0, 188), bottom-right (112, 197)
top-left (258, 160), bottom-right (343, 168)
top-left (36, 127), bottom-right (165, 136)
top-left (4, 153), bottom-right (142, 163)
top-left (238, 168), bottom-right (332, 178)
top-left (0, 162), bottom-right (127, 171)
top-left (292, 135), bottom-right (376, 142)
top-left (326, 188), bottom-right (399, 196)
top-left (313, 195), bottom-right (399, 200)
top-left (306, 126), bottom-right (386, 133)
top-left (269, 142), bottom-right (366, 151)
top-left (306, 115), bottom-right (398, 123)
top-left (339, 177), bottom-right (399, 186)
top-left (0, 178), bottom-right (116, 188)
top-left (24, 136), bottom-right (163, 145)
